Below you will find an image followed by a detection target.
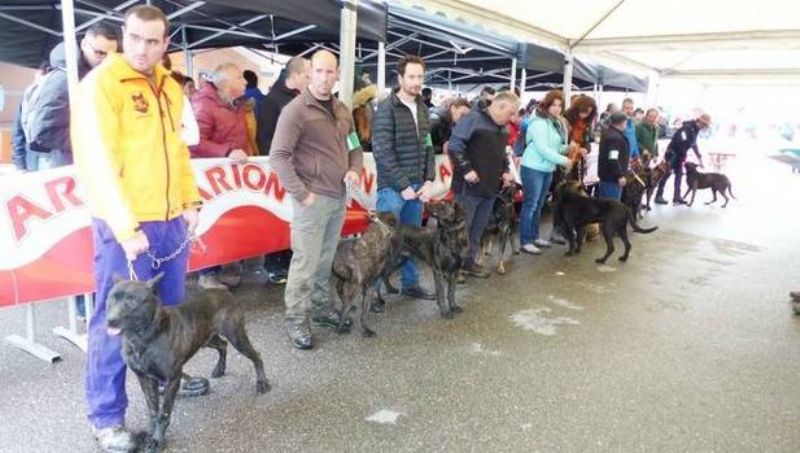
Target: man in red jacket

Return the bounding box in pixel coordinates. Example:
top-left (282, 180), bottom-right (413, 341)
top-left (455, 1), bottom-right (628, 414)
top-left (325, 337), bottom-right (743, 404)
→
top-left (190, 62), bottom-right (251, 289)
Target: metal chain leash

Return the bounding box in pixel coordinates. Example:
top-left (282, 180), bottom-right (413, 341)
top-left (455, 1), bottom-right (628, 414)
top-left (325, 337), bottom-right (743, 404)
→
top-left (145, 233), bottom-right (198, 270)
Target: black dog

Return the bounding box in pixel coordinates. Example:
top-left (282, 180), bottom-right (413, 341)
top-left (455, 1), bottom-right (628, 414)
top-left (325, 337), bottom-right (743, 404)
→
top-left (622, 170), bottom-right (648, 220)
top-left (683, 162), bottom-right (736, 207)
top-left (480, 182), bottom-right (521, 275)
top-left (331, 212), bottom-right (397, 337)
top-left (556, 181), bottom-right (658, 263)
top-left (375, 200), bottom-right (469, 318)
top-left (106, 276), bottom-right (269, 452)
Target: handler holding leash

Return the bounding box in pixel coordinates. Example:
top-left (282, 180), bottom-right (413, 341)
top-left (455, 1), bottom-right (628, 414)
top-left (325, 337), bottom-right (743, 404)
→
top-left (72, 6), bottom-right (204, 451)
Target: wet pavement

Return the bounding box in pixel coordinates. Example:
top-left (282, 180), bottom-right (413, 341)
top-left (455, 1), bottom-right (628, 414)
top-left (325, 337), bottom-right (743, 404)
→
top-left (1, 153), bottom-right (799, 452)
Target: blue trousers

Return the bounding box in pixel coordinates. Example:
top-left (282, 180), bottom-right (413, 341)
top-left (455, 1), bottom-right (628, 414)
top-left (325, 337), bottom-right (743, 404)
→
top-left (520, 166), bottom-right (553, 246)
top-left (85, 217), bottom-right (189, 429)
top-left (376, 183), bottom-right (423, 289)
top-left (598, 181), bottom-right (623, 200)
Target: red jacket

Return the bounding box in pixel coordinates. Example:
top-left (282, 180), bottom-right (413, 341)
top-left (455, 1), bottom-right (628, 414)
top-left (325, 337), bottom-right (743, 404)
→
top-left (189, 83), bottom-right (251, 157)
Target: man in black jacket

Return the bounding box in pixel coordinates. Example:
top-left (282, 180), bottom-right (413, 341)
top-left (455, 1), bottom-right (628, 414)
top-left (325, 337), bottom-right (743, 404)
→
top-left (597, 111), bottom-right (630, 200)
top-left (655, 114), bottom-right (711, 205)
top-left (257, 57), bottom-right (309, 155)
top-left (372, 55), bottom-right (436, 300)
top-left (429, 97), bottom-right (472, 154)
top-left (257, 56), bottom-right (310, 284)
top-left (25, 22), bottom-right (118, 168)
top-left (449, 90), bottom-right (519, 278)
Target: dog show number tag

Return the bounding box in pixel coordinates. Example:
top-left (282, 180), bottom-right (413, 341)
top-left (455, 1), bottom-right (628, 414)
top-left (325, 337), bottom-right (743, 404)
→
top-left (346, 131), bottom-right (361, 152)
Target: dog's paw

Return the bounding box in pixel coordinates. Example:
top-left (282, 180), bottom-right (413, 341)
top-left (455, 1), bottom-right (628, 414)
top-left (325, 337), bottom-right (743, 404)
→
top-left (211, 365), bottom-right (225, 379)
top-left (336, 325), bottom-right (352, 335)
top-left (595, 258), bottom-right (607, 264)
top-left (441, 311), bottom-right (454, 319)
top-left (619, 256), bottom-right (628, 262)
top-left (450, 305), bottom-right (463, 315)
top-left (496, 267), bottom-right (506, 275)
top-left (256, 379), bottom-right (271, 394)
top-left (370, 301), bottom-right (385, 313)
top-left (361, 328), bottom-right (376, 338)
top-left (144, 438), bottom-right (162, 453)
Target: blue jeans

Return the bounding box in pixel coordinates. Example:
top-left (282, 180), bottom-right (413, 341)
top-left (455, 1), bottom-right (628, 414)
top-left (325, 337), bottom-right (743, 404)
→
top-left (86, 217), bottom-right (189, 429)
top-left (376, 183), bottom-right (423, 289)
top-left (458, 193), bottom-right (495, 266)
top-left (598, 181), bottom-right (623, 200)
top-left (520, 167), bottom-right (553, 246)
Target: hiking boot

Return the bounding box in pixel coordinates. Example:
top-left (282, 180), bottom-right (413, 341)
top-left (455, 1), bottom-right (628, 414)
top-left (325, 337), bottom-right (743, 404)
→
top-left (463, 264), bottom-right (490, 279)
top-left (267, 271), bottom-right (288, 285)
top-left (654, 197), bottom-right (668, 205)
top-left (198, 274), bottom-right (227, 290)
top-left (673, 198), bottom-right (687, 205)
top-left (521, 243), bottom-right (542, 255)
top-left (92, 425), bottom-right (135, 452)
top-left (534, 238), bottom-right (552, 248)
top-left (311, 308), bottom-right (352, 332)
top-left (401, 285), bottom-right (436, 300)
top-left (285, 319), bottom-right (312, 349)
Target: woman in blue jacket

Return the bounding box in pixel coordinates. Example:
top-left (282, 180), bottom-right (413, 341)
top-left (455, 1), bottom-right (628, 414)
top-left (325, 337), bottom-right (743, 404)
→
top-left (519, 90), bottom-right (576, 254)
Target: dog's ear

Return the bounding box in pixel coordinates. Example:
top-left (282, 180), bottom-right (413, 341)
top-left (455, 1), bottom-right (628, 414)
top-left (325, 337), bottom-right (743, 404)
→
top-left (146, 272), bottom-right (165, 289)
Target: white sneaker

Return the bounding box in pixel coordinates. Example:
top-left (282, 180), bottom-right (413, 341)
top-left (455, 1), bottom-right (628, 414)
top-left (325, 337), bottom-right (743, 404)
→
top-left (198, 274), bottom-right (227, 290)
top-left (521, 244), bottom-right (542, 255)
top-left (534, 238), bottom-right (552, 248)
top-left (92, 425), bottom-right (135, 452)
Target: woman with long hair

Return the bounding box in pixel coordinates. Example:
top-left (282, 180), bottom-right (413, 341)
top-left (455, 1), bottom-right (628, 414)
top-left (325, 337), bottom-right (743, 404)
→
top-left (563, 95), bottom-right (597, 179)
top-left (519, 90), bottom-right (582, 254)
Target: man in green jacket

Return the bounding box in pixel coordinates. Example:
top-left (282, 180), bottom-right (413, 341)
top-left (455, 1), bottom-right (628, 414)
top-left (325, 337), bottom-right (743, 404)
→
top-left (635, 108), bottom-right (660, 162)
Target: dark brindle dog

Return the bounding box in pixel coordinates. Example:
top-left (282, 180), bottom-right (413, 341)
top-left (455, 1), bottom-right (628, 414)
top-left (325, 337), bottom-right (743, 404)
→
top-left (105, 276), bottom-right (269, 452)
top-left (374, 200), bottom-right (469, 318)
top-left (683, 162), bottom-right (736, 207)
top-left (644, 161), bottom-right (669, 210)
top-left (331, 212), bottom-right (398, 337)
top-left (622, 170), bottom-right (648, 220)
top-left (480, 182), bottom-right (521, 275)
top-left (556, 181), bottom-right (658, 263)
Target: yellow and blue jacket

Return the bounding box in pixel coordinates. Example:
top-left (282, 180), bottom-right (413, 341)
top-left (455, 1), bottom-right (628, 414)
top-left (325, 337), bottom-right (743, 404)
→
top-left (71, 53), bottom-right (200, 242)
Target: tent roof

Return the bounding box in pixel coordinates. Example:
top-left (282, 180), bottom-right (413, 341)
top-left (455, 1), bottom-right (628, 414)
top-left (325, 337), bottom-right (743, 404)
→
top-left (0, 0), bottom-right (388, 68)
top-left (409, 0), bottom-right (800, 80)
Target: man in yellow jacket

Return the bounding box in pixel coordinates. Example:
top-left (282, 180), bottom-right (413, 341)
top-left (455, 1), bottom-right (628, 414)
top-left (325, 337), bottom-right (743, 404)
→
top-left (71, 6), bottom-right (203, 451)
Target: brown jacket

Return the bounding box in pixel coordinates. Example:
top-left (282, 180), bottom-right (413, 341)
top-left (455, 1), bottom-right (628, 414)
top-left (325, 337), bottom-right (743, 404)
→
top-left (269, 89), bottom-right (363, 202)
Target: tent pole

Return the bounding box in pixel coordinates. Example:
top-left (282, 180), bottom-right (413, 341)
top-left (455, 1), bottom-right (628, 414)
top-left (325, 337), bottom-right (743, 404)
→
top-left (509, 57), bottom-right (516, 91)
top-left (520, 68), bottom-right (527, 96)
top-left (61, 0), bottom-right (80, 107)
top-left (338, 0), bottom-right (358, 109)
top-left (181, 25), bottom-right (193, 79)
top-left (377, 41), bottom-right (386, 96)
top-left (562, 51), bottom-right (574, 107)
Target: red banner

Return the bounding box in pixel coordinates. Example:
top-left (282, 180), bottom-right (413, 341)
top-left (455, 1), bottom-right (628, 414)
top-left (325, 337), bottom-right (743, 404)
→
top-left (0, 155), bottom-right (454, 306)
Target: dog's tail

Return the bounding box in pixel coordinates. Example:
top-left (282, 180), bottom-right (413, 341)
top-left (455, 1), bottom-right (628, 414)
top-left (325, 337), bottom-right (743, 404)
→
top-left (628, 209), bottom-right (658, 234)
top-left (727, 182), bottom-right (737, 200)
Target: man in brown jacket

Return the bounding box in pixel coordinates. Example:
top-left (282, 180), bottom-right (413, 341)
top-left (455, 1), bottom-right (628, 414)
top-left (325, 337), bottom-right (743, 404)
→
top-left (269, 50), bottom-right (363, 349)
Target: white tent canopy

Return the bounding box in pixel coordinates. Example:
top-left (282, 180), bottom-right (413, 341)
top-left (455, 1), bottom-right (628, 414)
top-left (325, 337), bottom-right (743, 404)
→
top-left (398, 0), bottom-right (800, 82)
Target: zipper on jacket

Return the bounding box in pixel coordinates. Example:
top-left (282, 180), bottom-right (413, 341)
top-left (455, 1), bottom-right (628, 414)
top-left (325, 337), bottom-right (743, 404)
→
top-left (150, 76), bottom-right (171, 220)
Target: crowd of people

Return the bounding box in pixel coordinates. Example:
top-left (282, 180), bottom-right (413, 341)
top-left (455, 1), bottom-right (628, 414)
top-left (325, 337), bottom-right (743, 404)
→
top-left (8, 5), bottom-right (718, 451)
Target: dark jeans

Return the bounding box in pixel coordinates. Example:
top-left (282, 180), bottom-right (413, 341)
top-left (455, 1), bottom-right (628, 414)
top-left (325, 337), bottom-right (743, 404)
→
top-left (457, 192), bottom-right (495, 267)
top-left (656, 163), bottom-right (684, 201)
top-left (598, 181), bottom-right (623, 200)
top-left (520, 166), bottom-right (553, 246)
